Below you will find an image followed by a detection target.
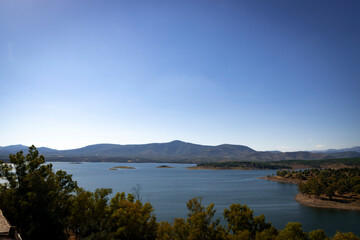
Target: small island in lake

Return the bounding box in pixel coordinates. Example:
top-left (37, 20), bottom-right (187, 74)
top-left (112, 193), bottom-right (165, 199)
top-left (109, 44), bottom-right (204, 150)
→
top-left (156, 165), bottom-right (174, 168)
top-left (109, 166), bottom-right (136, 170)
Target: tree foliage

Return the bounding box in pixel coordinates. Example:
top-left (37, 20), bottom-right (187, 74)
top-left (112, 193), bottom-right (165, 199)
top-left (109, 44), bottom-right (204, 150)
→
top-left (0, 146), bottom-right (77, 240)
top-left (70, 188), bottom-right (113, 239)
top-left (277, 168), bottom-right (360, 199)
top-left (109, 192), bottom-right (157, 240)
top-left (332, 231), bottom-right (360, 240)
top-left (224, 203), bottom-right (274, 238)
top-left (309, 229), bottom-right (327, 240)
top-left (156, 197), bottom-right (224, 240)
top-left (275, 222), bottom-right (308, 240)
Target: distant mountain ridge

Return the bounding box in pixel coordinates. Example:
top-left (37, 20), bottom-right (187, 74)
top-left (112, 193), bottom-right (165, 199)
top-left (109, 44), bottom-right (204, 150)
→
top-left (312, 146), bottom-right (360, 154)
top-left (47, 140), bottom-right (257, 159)
top-left (1, 141), bottom-right (359, 163)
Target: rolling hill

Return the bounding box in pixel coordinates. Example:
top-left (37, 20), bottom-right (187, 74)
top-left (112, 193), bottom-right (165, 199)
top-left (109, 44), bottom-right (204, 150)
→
top-left (312, 146), bottom-right (360, 154)
top-left (1, 141), bottom-right (359, 163)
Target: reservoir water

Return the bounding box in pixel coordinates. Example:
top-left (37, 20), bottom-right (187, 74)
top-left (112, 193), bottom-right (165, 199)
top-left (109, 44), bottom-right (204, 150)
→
top-left (51, 162), bottom-right (360, 236)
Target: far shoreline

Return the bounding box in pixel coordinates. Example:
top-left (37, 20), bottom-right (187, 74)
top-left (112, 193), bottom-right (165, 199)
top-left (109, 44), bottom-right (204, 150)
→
top-left (187, 166), bottom-right (251, 170)
top-left (156, 165), bottom-right (174, 168)
top-left (109, 166), bottom-right (136, 170)
top-left (259, 176), bottom-right (304, 184)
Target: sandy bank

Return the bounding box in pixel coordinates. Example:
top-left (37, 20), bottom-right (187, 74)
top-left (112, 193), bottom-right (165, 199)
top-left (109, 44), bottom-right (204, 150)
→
top-left (295, 193), bottom-right (360, 211)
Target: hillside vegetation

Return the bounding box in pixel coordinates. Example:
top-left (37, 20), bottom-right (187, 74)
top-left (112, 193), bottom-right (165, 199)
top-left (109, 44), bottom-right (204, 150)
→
top-left (194, 158), bottom-right (360, 170)
top-left (276, 168), bottom-right (360, 199)
top-left (1, 141), bottom-right (359, 163)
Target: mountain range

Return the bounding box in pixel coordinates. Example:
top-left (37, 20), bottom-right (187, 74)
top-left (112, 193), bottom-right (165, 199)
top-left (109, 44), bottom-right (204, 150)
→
top-left (0, 140), bottom-right (359, 163)
top-left (311, 146), bottom-right (360, 154)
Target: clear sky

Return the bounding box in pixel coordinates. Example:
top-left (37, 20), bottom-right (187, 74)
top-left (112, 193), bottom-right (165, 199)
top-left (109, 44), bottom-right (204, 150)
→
top-left (0, 0), bottom-right (359, 151)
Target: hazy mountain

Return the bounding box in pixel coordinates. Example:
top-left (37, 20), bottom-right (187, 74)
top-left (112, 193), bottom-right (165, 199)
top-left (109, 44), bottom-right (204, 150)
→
top-left (0, 144), bottom-right (28, 156)
top-left (1, 141), bottom-right (359, 162)
top-left (0, 144), bottom-right (28, 152)
top-left (0, 145), bottom-right (57, 156)
top-left (312, 146), bottom-right (360, 153)
top-left (323, 151), bottom-right (360, 159)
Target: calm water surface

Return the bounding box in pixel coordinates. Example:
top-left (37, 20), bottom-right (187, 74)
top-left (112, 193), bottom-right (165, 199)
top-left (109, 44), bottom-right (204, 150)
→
top-left (52, 162), bottom-right (360, 236)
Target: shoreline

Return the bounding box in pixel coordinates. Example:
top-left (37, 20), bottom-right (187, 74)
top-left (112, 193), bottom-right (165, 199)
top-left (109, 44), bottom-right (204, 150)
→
top-left (187, 166), bottom-right (250, 170)
top-left (109, 166), bottom-right (136, 170)
top-left (259, 176), bottom-right (304, 184)
top-left (156, 165), bottom-right (174, 168)
top-left (295, 193), bottom-right (360, 211)
top-left (261, 176), bottom-right (360, 211)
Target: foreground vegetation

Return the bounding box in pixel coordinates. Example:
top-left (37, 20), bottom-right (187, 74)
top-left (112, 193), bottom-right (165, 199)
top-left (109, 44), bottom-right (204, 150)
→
top-left (0, 147), bottom-right (359, 240)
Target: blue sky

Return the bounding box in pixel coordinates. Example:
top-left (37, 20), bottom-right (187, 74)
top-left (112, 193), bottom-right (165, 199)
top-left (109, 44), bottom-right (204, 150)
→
top-left (0, 0), bottom-right (359, 151)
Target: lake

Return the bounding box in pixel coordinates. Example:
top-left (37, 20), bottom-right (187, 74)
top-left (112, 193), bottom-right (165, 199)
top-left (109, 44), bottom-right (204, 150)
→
top-left (51, 162), bottom-right (360, 236)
